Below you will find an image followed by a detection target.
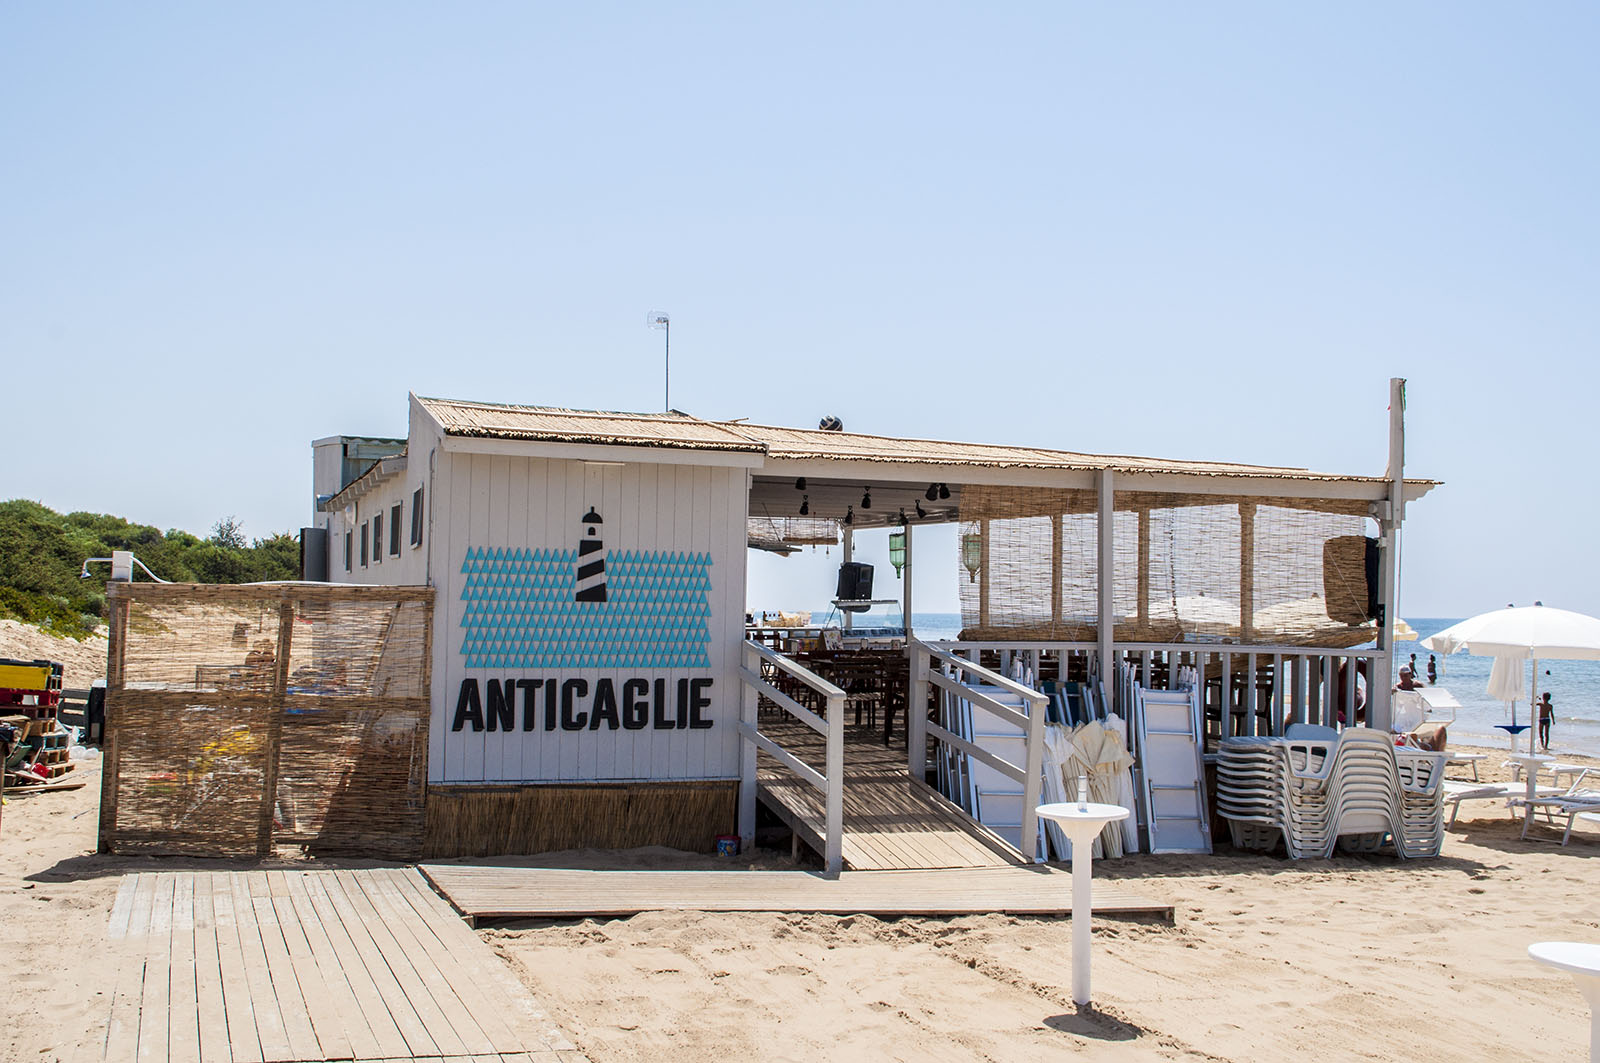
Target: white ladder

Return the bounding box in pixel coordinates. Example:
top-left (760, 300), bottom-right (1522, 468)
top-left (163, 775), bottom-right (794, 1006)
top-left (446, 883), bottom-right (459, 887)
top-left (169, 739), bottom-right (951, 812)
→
top-left (1134, 686), bottom-right (1212, 854)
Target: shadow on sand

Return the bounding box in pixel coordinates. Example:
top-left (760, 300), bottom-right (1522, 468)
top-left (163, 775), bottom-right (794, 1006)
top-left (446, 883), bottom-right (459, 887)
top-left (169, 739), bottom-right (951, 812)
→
top-left (1044, 1004), bottom-right (1143, 1041)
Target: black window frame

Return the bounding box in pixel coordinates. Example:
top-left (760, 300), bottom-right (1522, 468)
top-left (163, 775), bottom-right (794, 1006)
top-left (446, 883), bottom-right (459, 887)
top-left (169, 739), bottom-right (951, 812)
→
top-left (389, 503), bottom-right (402, 555)
top-left (410, 486), bottom-right (425, 546)
top-left (344, 530), bottom-right (352, 572)
top-left (372, 513), bottom-right (383, 565)
top-left (360, 522), bottom-right (369, 567)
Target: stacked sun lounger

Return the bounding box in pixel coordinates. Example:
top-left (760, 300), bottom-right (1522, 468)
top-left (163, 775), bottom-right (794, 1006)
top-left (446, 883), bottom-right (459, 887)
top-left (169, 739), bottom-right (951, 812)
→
top-left (1216, 729), bottom-right (1447, 859)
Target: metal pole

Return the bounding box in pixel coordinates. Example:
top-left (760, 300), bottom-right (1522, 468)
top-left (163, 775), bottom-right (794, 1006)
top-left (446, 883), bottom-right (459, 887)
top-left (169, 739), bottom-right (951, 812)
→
top-left (1072, 840), bottom-right (1094, 1004)
top-left (664, 321), bottom-right (670, 411)
top-left (1097, 470), bottom-right (1115, 703)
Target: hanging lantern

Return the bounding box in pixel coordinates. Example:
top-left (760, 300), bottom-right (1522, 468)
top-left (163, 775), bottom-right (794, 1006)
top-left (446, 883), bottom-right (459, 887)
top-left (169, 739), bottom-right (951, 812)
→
top-left (961, 531), bottom-right (983, 584)
top-left (889, 530), bottom-right (906, 579)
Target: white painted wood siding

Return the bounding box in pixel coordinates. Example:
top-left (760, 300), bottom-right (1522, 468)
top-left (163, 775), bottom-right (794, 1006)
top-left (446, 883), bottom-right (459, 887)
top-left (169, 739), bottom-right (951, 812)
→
top-left (428, 452), bottom-right (748, 784)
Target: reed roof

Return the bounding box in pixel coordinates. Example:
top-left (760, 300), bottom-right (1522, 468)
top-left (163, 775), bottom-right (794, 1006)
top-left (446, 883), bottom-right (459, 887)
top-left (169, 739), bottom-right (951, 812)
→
top-left (415, 395), bottom-right (1434, 490)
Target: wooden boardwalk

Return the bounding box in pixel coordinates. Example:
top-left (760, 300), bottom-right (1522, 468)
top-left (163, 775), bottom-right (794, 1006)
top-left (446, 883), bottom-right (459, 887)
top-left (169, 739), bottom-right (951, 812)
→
top-left (82, 867), bottom-right (586, 1063)
top-left (756, 718), bottom-right (1025, 870)
top-left (422, 864), bottom-right (1173, 923)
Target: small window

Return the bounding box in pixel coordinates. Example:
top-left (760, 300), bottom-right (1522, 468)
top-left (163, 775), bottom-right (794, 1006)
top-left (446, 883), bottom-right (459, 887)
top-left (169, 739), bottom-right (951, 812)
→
top-left (389, 504), bottom-right (401, 555)
top-left (372, 513), bottom-right (383, 565)
top-left (344, 531), bottom-right (352, 572)
top-left (360, 522), bottom-right (369, 567)
top-left (410, 486), bottom-right (425, 546)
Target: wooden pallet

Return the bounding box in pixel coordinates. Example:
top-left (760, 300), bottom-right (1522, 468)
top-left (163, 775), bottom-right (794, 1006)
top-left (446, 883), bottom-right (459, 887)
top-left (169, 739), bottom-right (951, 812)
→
top-left (82, 868), bottom-right (588, 1063)
top-left (422, 864), bottom-right (1175, 923)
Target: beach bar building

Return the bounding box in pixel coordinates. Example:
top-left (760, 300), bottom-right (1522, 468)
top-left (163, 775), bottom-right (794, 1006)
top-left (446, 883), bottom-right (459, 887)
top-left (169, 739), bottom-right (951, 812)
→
top-left (272, 385), bottom-right (1436, 871)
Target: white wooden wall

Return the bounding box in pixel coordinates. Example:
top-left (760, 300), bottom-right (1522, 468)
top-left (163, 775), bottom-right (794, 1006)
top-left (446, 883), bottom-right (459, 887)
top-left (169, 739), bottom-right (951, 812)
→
top-left (427, 451), bottom-right (749, 784)
top-left (324, 475), bottom-right (430, 587)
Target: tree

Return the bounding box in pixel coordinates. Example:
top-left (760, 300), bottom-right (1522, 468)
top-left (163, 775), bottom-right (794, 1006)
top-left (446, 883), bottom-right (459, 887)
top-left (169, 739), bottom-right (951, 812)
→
top-left (210, 515), bottom-right (247, 550)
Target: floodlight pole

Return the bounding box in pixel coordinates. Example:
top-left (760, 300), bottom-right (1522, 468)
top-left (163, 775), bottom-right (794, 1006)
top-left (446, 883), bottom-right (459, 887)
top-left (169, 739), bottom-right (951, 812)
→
top-left (648, 311), bottom-right (671, 411)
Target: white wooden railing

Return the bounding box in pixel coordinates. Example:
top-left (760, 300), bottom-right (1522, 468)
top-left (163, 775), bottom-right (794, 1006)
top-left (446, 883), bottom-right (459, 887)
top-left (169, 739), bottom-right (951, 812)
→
top-left (912, 640), bottom-right (1048, 861)
top-left (926, 640), bottom-right (1385, 737)
top-left (737, 640), bottom-right (846, 873)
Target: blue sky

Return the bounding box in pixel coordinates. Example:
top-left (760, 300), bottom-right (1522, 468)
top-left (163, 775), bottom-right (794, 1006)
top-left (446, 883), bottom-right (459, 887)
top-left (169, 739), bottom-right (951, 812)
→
top-left (4, 4), bottom-right (1596, 617)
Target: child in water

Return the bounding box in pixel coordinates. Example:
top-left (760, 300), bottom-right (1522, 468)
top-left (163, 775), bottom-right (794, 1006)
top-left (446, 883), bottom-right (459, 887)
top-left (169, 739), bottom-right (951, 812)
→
top-left (1537, 691), bottom-right (1554, 751)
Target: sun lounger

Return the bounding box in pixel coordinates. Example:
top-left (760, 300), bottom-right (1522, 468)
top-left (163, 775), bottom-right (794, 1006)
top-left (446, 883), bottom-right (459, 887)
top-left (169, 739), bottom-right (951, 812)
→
top-left (1441, 781), bottom-right (1512, 829)
top-left (1440, 780), bottom-right (1566, 829)
top-left (1516, 791), bottom-right (1600, 844)
top-left (1445, 752), bottom-right (1485, 781)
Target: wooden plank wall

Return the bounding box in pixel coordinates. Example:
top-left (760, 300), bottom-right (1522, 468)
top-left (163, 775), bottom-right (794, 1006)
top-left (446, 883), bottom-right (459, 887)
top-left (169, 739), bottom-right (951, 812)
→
top-left (422, 781), bottom-right (738, 858)
top-left (430, 453), bottom-right (749, 785)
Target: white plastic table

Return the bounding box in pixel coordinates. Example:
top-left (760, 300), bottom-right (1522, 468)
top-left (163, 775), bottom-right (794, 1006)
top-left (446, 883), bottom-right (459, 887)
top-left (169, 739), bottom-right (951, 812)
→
top-left (1507, 753), bottom-right (1553, 831)
top-left (1528, 941), bottom-right (1600, 1062)
top-left (1036, 801), bottom-right (1131, 1006)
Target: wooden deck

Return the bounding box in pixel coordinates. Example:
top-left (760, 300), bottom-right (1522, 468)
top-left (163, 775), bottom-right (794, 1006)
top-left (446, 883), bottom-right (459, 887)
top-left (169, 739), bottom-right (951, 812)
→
top-left (756, 717), bottom-right (1025, 870)
top-left (421, 864), bottom-right (1174, 923)
top-left (82, 867), bottom-right (586, 1063)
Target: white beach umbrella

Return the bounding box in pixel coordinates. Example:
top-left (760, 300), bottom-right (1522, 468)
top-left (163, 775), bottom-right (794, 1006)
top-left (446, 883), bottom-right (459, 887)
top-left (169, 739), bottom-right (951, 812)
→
top-left (1421, 605), bottom-right (1600, 661)
top-left (1486, 655), bottom-right (1526, 703)
top-left (1421, 604), bottom-right (1600, 752)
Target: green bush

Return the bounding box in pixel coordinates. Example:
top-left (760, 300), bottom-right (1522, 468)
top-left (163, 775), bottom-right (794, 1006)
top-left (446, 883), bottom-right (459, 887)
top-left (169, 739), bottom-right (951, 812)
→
top-left (0, 500), bottom-right (301, 632)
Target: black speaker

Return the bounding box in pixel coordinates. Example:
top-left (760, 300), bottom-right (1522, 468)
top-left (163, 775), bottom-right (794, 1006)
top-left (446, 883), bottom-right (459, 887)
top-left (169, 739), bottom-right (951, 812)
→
top-left (836, 562), bottom-right (875, 601)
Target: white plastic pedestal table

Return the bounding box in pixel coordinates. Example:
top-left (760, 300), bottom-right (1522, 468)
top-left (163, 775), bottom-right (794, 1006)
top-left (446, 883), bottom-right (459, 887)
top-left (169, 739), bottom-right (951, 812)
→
top-left (1035, 801), bottom-right (1131, 1006)
top-left (1507, 753), bottom-right (1552, 834)
top-left (1528, 942), bottom-right (1600, 1062)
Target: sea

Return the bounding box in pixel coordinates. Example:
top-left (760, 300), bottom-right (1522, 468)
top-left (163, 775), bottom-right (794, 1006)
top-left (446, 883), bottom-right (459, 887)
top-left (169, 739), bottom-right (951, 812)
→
top-left (778, 610), bottom-right (1600, 758)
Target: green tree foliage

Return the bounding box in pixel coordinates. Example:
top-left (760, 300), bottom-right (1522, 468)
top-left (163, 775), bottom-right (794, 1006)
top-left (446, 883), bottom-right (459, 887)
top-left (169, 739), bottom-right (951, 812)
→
top-left (0, 500), bottom-right (300, 639)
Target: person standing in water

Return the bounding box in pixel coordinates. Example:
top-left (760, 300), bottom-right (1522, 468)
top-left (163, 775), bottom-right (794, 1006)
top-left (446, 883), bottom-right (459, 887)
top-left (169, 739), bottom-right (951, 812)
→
top-left (1426, 654), bottom-right (1437, 685)
top-left (1537, 691), bottom-right (1554, 751)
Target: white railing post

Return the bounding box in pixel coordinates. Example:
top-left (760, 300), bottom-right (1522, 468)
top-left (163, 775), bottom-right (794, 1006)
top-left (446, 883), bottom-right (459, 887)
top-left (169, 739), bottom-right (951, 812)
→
top-left (908, 640), bottom-right (929, 781)
top-left (825, 687), bottom-right (845, 875)
top-left (738, 642), bottom-right (759, 850)
top-left (1021, 688), bottom-right (1047, 862)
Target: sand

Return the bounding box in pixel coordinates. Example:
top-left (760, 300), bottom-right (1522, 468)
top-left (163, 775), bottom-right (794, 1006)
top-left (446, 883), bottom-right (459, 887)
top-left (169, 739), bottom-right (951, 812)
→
top-left (4, 749), bottom-right (1594, 1063)
top-left (483, 764), bottom-right (1600, 1062)
top-left (3, 617), bottom-right (1594, 1060)
top-left (0, 617), bottom-right (108, 689)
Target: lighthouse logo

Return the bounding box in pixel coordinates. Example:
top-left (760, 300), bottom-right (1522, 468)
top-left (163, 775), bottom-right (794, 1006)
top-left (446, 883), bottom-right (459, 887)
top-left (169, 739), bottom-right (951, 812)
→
top-left (575, 507), bottom-right (607, 602)
top-left (458, 506), bottom-right (714, 669)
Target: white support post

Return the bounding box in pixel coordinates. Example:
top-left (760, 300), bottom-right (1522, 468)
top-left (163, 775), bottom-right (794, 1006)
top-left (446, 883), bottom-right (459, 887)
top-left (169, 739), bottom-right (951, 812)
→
top-left (1097, 470), bottom-right (1115, 697)
top-left (1371, 377), bottom-right (1407, 734)
top-left (909, 640), bottom-right (929, 780)
top-left (825, 688), bottom-right (845, 875)
top-left (902, 523), bottom-right (914, 640)
top-left (1020, 688), bottom-right (1047, 862)
top-left (738, 644), bottom-right (759, 850)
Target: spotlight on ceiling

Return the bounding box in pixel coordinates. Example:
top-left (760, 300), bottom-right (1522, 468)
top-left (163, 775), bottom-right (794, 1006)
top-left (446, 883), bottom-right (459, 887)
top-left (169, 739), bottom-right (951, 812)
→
top-left (915, 499), bottom-right (926, 519)
top-left (799, 494), bottom-right (809, 515)
top-left (938, 483), bottom-right (951, 500)
top-left (795, 477), bottom-right (807, 491)
top-left (861, 488), bottom-right (872, 509)
top-left (925, 483), bottom-right (938, 501)
top-left (844, 506), bottom-right (854, 526)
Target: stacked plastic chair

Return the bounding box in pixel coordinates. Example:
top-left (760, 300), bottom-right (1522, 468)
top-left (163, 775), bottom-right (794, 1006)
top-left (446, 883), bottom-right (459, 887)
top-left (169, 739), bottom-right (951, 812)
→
top-left (1214, 737), bottom-right (1282, 851)
top-left (1215, 728), bottom-right (1445, 859)
top-left (1278, 734), bottom-right (1338, 858)
top-left (1324, 729), bottom-right (1401, 854)
top-left (1393, 748), bottom-right (1449, 857)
